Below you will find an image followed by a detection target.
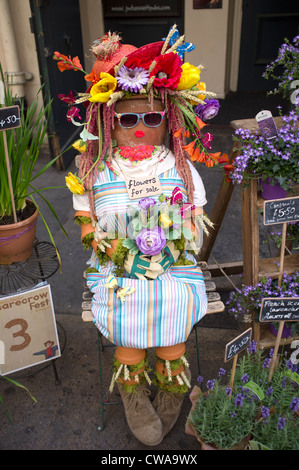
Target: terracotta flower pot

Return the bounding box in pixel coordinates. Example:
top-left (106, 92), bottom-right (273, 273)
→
top-left (115, 346), bottom-right (146, 365)
top-left (0, 200), bottom-right (38, 265)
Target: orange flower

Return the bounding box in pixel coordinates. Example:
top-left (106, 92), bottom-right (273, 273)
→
top-left (197, 150), bottom-right (207, 163)
top-left (209, 152), bottom-right (221, 162)
top-left (53, 51), bottom-right (83, 72)
top-left (173, 127), bottom-right (183, 138)
top-left (85, 70), bottom-right (99, 85)
top-left (190, 146), bottom-right (200, 161)
top-left (184, 130), bottom-right (191, 138)
top-left (182, 140), bottom-right (196, 156)
top-left (218, 153), bottom-right (230, 164)
top-left (195, 116), bottom-right (208, 130)
top-left (205, 158), bottom-right (215, 168)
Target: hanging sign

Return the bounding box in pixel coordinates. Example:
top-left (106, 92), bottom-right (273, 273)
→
top-left (0, 284), bottom-right (61, 375)
top-left (263, 196), bottom-right (299, 225)
top-left (125, 175), bottom-right (162, 200)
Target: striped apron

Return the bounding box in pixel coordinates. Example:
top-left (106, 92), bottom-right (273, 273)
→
top-left (86, 163), bottom-right (208, 349)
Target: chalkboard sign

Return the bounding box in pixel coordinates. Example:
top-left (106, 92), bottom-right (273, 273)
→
top-left (224, 328), bottom-right (252, 362)
top-left (263, 196), bottom-right (299, 225)
top-left (0, 105), bottom-right (21, 131)
top-left (259, 297), bottom-right (299, 322)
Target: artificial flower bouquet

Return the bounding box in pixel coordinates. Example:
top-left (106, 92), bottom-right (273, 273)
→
top-left (186, 341), bottom-right (299, 450)
top-left (93, 187), bottom-right (213, 279)
top-left (228, 110), bottom-right (299, 192)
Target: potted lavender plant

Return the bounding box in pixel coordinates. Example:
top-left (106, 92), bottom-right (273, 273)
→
top-left (186, 341), bottom-right (299, 450)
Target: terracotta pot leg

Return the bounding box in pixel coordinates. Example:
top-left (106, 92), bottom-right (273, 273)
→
top-left (153, 343), bottom-right (191, 436)
top-left (111, 346), bottom-right (163, 446)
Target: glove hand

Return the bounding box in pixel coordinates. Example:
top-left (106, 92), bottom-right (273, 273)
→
top-left (124, 252), bottom-right (164, 280)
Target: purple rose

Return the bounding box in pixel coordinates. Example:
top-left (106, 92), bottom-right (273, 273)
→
top-left (195, 99), bottom-right (220, 121)
top-left (138, 197), bottom-right (156, 211)
top-left (136, 227), bottom-right (166, 256)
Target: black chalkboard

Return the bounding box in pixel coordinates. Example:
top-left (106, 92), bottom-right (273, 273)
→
top-left (260, 297), bottom-right (299, 322)
top-left (224, 328), bottom-right (252, 362)
top-left (264, 196), bottom-right (299, 225)
top-left (0, 105), bottom-right (21, 131)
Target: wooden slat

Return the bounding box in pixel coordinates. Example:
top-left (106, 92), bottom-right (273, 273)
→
top-left (207, 301), bottom-right (225, 314)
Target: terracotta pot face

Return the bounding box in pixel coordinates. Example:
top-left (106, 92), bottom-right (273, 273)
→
top-left (112, 98), bottom-right (167, 147)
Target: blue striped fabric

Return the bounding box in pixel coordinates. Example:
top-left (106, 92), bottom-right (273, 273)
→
top-left (86, 163), bottom-right (208, 348)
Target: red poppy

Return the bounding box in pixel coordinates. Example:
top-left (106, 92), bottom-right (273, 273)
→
top-left (150, 53), bottom-right (182, 90)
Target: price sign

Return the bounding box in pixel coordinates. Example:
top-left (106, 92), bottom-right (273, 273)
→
top-left (259, 297), bottom-right (299, 322)
top-left (0, 284), bottom-right (61, 375)
top-left (224, 328), bottom-right (252, 363)
top-left (0, 105), bottom-right (21, 130)
top-left (263, 196), bottom-right (299, 225)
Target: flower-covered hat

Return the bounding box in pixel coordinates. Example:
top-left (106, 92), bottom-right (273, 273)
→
top-left (54, 25), bottom-right (228, 212)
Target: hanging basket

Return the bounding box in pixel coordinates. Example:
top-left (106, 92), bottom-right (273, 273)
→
top-left (0, 200), bottom-right (39, 265)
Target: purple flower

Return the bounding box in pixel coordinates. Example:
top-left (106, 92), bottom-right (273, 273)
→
top-left (136, 226), bottom-right (166, 256)
top-left (261, 406), bottom-right (270, 418)
top-left (277, 417), bottom-right (286, 430)
top-left (234, 394), bottom-right (244, 407)
top-left (197, 375), bottom-right (204, 384)
top-left (248, 341), bottom-right (257, 354)
top-left (226, 387), bottom-right (232, 395)
top-left (290, 397), bottom-right (299, 413)
top-left (206, 379), bottom-right (215, 390)
top-left (195, 99), bottom-right (220, 120)
top-left (241, 373), bottom-right (249, 383)
top-left (218, 368), bottom-right (226, 377)
top-left (138, 197), bottom-right (156, 211)
top-left (116, 66), bottom-right (149, 92)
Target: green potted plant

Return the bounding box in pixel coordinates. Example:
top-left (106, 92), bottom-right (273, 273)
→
top-left (0, 64), bottom-right (66, 264)
top-left (186, 341), bottom-right (299, 450)
top-left (226, 271), bottom-right (299, 338)
top-left (227, 110), bottom-right (299, 198)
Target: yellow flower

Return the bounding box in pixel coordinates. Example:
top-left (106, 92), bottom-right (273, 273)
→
top-left (177, 63), bottom-right (201, 90)
top-left (189, 81), bottom-right (207, 105)
top-left (89, 72), bottom-right (117, 103)
top-left (160, 214), bottom-right (173, 229)
top-left (72, 139), bottom-right (87, 153)
top-left (65, 172), bottom-right (85, 195)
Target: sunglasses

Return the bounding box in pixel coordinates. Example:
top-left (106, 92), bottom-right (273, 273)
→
top-left (114, 110), bottom-right (166, 129)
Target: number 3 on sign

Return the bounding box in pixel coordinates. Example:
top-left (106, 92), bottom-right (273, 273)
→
top-left (5, 318), bottom-right (31, 351)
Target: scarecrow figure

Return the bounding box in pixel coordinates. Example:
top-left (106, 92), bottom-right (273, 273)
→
top-left (55, 26), bottom-right (221, 446)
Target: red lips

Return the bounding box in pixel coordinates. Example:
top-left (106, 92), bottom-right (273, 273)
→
top-left (135, 131), bottom-right (145, 138)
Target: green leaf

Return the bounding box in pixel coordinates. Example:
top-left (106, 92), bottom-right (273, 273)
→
top-left (122, 239), bottom-right (137, 250)
top-left (249, 440), bottom-right (271, 451)
top-left (182, 226), bottom-right (193, 240)
top-left (243, 380), bottom-right (264, 400)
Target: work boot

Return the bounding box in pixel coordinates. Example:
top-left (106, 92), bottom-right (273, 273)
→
top-left (153, 369), bottom-right (191, 436)
top-left (117, 381), bottom-right (164, 446)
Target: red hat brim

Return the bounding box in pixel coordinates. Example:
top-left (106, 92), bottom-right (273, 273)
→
top-left (124, 41), bottom-right (165, 70)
